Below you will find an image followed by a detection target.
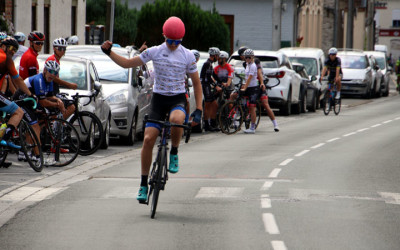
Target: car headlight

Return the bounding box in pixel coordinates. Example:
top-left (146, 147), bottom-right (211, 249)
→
top-left (105, 90), bottom-right (128, 104)
top-left (353, 79), bottom-right (368, 84)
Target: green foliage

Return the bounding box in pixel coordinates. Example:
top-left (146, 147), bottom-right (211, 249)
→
top-left (136, 0), bottom-right (230, 52)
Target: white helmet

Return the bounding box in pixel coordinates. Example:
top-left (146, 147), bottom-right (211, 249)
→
top-left (68, 35), bottom-right (79, 45)
top-left (219, 51), bottom-right (229, 59)
top-left (53, 37), bottom-right (68, 47)
top-left (14, 32), bottom-right (26, 42)
top-left (44, 60), bottom-right (60, 74)
top-left (208, 47), bottom-right (220, 56)
top-left (191, 49), bottom-right (200, 60)
top-left (243, 49), bottom-right (254, 56)
top-left (329, 47), bottom-right (338, 55)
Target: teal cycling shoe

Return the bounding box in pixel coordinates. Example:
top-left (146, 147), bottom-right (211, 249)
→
top-left (0, 140), bottom-right (21, 149)
top-left (169, 154), bottom-right (179, 174)
top-left (136, 186), bottom-right (148, 202)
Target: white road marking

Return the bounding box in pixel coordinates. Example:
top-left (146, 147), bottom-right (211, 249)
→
top-left (261, 181), bottom-right (274, 191)
top-left (383, 120), bottom-right (393, 124)
top-left (0, 186), bottom-right (41, 201)
top-left (279, 159), bottom-right (293, 166)
top-left (327, 137), bottom-right (340, 143)
top-left (295, 150), bottom-right (310, 157)
top-left (25, 187), bottom-right (65, 201)
top-left (195, 187), bottom-right (244, 198)
top-left (371, 123), bottom-right (382, 128)
top-left (357, 128), bottom-right (370, 132)
top-left (271, 241), bottom-right (287, 250)
top-left (343, 132), bottom-right (356, 137)
top-left (269, 168), bottom-right (282, 178)
top-left (378, 192), bottom-right (400, 205)
top-left (261, 194), bottom-right (271, 208)
top-left (395, 117), bottom-right (400, 120)
top-left (311, 143), bottom-right (325, 149)
top-left (262, 213), bottom-right (280, 234)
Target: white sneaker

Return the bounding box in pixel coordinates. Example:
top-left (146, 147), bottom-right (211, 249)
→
top-left (274, 125), bottom-right (280, 132)
top-left (335, 92), bottom-right (341, 99)
top-left (244, 128), bottom-right (255, 134)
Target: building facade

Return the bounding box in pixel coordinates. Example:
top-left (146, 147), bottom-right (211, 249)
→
top-left (1, 0), bottom-right (86, 53)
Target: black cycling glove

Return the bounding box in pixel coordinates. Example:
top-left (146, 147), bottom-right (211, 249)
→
top-left (101, 45), bottom-right (112, 56)
top-left (190, 109), bottom-right (202, 124)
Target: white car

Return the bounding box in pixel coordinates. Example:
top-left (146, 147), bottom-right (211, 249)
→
top-left (229, 50), bottom-right (303, 115)
top-left (365, 53), bottom-right (383, 97)
top-left (364, 51), bottom-right (391, 96)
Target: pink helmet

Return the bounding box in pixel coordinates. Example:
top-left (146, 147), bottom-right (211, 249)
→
top-left (163, 16), bottom-right (185, 39)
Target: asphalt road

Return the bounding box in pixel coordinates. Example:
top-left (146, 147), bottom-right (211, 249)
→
top-left (0, 85), bottom-right (399, 250)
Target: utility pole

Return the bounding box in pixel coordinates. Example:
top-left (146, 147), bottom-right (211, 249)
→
top-left (346, 0), bottom-right (354, 48)
top-left (272, 0), bottom-right (282, 50)
top-left (366, 0), bottom-right (375, 50)
top-left (333, 0), bottom-right (339, 47)
top-left (105, 0), bottom-right (115, 42)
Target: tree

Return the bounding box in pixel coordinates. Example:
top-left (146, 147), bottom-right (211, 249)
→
top-left (136, 0), bottom-right (230, 52)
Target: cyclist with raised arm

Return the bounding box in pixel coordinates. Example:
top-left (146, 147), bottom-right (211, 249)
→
top-left (0, 37), bottom-right (35, 149)
top-left (101, 16), bottom-right (203, 202)
top-left (321, 47), bottom-right (342, 99)
top-left (19, 31), bottom-right (45, 80)
top-left (200, 47), bottom-right (220, 132)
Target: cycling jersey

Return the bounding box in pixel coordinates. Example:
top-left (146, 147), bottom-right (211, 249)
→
top-left (0, 49), bottom-right (19, 86)
top-left (45, 55), bottom-right (61, 94)
top-left (139, 43), bottom-right (197, 96)
top-left (14, 73), bottom-right (54, 102)
top-left (324, 57), bottom-right (342, 80)
top-left (19, 47), bottom-right (39, 80)
top-left (12, 45), bottom-right (28, 60)
top-left (200, 58), bottom-right (214, 85)
top-left (213, 63), bottom-right (234, 85)
top-left (245, 62), bottom-right (258, 87)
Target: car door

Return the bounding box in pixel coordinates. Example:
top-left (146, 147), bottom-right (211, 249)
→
top-left (282, 55), bottom-right (301, 103)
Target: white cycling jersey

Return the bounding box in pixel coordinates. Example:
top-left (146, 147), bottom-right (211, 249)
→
top-left (140, 43), bottom-right (197, 96)
top-left (12, 45), bottom-right (28, 60)
top-left (245, 62), bottom-right (258, 87)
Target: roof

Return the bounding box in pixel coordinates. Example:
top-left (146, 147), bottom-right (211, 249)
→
top-left (279, 47), bottom-right (324, 58)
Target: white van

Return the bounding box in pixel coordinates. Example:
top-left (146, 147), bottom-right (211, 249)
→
top-left (374, 44), bottom-right (388, 58)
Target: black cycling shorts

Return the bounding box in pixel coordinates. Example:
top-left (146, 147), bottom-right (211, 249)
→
top-left (147, 93), bottom-right (187, 124)
top-left (202, 83), bottom-right (216, 102)
top-left (244, 86), bottom-right (260, 106)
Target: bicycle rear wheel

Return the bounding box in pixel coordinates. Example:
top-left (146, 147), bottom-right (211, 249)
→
top-left (244, 102), bottom-right (262, 129)
top-left (334, 97), bottom-right (341, 115)
top-left (323, 92), bottom-right (331, 115)
top-left (69, 111), bottom-right (104, 156)
top-left (219, 101), bottom-right (243, 134)
top-left (41, 118), bottom-right (80, 167)
top-left (19, 120), bottom-right (43, 172)
top-left (150, 146), bottom-right (167, 219)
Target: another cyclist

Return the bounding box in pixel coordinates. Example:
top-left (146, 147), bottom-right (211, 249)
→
top-left (67, 35), bottom-right (79, 45)
top-left (13, 32), bottom-right (28, 60)
top-left (320, 47), bottom-right (342, 99)
top-left (395, 56), bottom-right (400, 91)
top-left (213, 50), bottom-right (234, 100)
top-left (0, 37), bottom-right (36, 149)
top-left (19, 31), bottom-right (45, 80)
top-left (101, 16), bottom-right (203, 202)
top-left (200, 47), bottom-right (220, 132)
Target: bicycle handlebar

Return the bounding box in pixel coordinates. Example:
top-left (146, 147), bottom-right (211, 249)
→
top-left (144, 116), bottom-right (192, 143)
top-left (59, 92), bottom-right (96, 107)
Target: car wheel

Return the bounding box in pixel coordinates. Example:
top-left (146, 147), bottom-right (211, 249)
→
top-left (123, 114), bottom-right (137, 146)
top-left (292, 89), bottom-right (302, 115)
top-left (280, 88), bottom-right (292, 116)
top-left (308, 90), bottom-right (317, 112)
top-left (100, 117), bottom-right (110, 149)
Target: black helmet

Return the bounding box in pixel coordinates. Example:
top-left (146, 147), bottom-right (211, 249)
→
top-left (1, 36), bottom-right (19, 50)
top-left (238, 46), bottom-right (249, 56)
top-left (28, 31), bottom-right (45, 41)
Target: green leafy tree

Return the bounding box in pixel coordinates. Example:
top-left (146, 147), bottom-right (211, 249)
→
top-left (136, 0), bottom-right (230, 52)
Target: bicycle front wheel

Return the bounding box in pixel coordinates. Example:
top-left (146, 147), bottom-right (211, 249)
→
top-left (219, 101), bottom-right (243, 135)
top-left (323, 92), bottom-right (331, 115)
top-left (334, 97), bottom-right (341, 115)
top-left (19, 120), bottom-right (43, 172)
top-left (150, 146), bottom-right (167, 219)
top-left (69, 111), bottom-right (104, 156)
top-left (41, 118), bottom-right (80, 167)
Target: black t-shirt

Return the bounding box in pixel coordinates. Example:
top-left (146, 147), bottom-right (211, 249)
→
top-left (200, 59), bottom-right (214, 85)
top-left (324, 57), bottom-right (343, 80)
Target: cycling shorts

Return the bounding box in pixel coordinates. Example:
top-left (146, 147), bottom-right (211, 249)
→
top-left (146, 93), bottom-right (187, 131)
top-left (0, 94), bottom-right (19, 115)
top-left (202, 83), bottom-right (216, 102)
top-left (259, 88), bottom-right (268, 101)
top-left (20, 104), bottom-right (38, 125)
top-left (244, 86), bottom-right (260, 107)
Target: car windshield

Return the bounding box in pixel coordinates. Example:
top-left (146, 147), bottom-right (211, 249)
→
top-left (340, 55), bottom-right (368, 69)
top-left (375, 57), bottom-right (386, 69)
top-left (59, 61), bottom-right (88, 90)
top-left (93, 59), bottom-right (129, 83)
top-left (229, 56), bottom-right (279, 69)
top-left (289, 57), bottom-right (318, 76)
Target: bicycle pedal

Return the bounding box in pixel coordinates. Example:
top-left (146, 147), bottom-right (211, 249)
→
top-left (138, 200), bottom-right (147, 205)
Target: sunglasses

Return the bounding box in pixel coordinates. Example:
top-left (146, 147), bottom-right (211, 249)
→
top-left (56, 47), bottom-right (67, 52)
top-left (33, 41), bottom-right (44, 46)
top-left (165, 38), bottom-right (182, 46)
top-left (47, 69), bottom-right (59, 75)
top-left (245, 56), bottom-right (252, 59)
top-left (7, 46), bottom-right (17, 53)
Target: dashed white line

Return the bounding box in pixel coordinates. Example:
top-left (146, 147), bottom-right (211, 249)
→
top-left (383, 120), bottom-right (393, 124)
top-left (261, 194), bottom-right (271, 208)
top-left (395, 117), bottom-right (400, 120)
top-left (279, 159), bottom-right (293, 166)
top-left (295, 150), bottom-right (310, 157)
top-left (371, 124), bottom-right (382, 128)
top-left (261, 181), bottom-right (274, 191)
top-left (343, 132), bottom-right (356, 137)
top-left (271, 241), bottom-right (287, 250)
top-left (262, 213), bottom-right (280, 234)
top-left (357, 128), bottom-right (370, 132)
top-left (311, 143), bottom-right (325, 149)
top-left (327, 137), bottom-right (340, 143)
top-left (269, 168), bottom-right (282, 178)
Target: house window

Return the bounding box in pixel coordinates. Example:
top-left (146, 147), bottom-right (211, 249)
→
top-left (392, 9), bottom-right (400, 27)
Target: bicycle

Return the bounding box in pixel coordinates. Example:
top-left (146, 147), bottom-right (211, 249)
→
top-left (141, 114), bottom-right (192, 219)
top-left (0, 97), bottom-right (44, 172)
top-left (61, 92), bottom-right (104, 156)
top-left (322, 78), bottom-right (341, 115)
top-left (39, 109), bottom-right (81, 167)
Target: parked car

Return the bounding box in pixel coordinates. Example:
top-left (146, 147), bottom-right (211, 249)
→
top-left (292, 62), bottom-right (318, 112)
top-left (229, 50), bottom-right (303, 115)
top-left (365, 53), bottom-right (383, 97)
top-left (66, 45), bottom-right (153, 145)
top-left (337, 50), bottom-right (374, 98)
top-left (279, 47), bottom-right (327, 108)
top-left (35, 55), bottom-right (112, 149)
top-left (364, 51), bottom-right (391, 96)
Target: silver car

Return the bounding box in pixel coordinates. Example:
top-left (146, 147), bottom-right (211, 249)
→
top-left (66, 45), bottom-right (153, 145)
top-left (365, 51), bottom-right (391, 97)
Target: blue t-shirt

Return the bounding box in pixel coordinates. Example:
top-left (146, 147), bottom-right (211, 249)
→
top-left (24, 73), bottom-right (54, 100)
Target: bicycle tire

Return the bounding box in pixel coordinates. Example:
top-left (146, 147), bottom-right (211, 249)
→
top-left (218, 101), bottom-right (243, 135)
top-left (244, 102), bottom-right (261, 130)
top-left (150, 146), bottom-right (166, 219)
top-left (41, 117), bottom-right (80, 167)
top-left (334, 97), bottom-right (341, 115)
top-left (0, 147), bottom-right (8, 167)
top-left (323, 92), bottom-right (331, 115)
top-left (69, 111), bottom-right (104, 156)
top-left (19, 120), bottom-right (43, 172)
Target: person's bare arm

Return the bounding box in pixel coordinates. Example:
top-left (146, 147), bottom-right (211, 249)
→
top-left (257, 68), bottom-right (265, 90)
top-left (53, 77), bottom-right (78, 90)
top-left (102, 40), bottom-right (144, 68)
top-left (1, 78), bottom-right (7, 93)
top-left (13, 76), bottom-right (32, 96)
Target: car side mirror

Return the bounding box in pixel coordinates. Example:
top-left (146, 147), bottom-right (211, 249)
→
top-left (94, 81), bottom-right (101, 96)
top-left (310, 75), bottom-right (317, 81)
